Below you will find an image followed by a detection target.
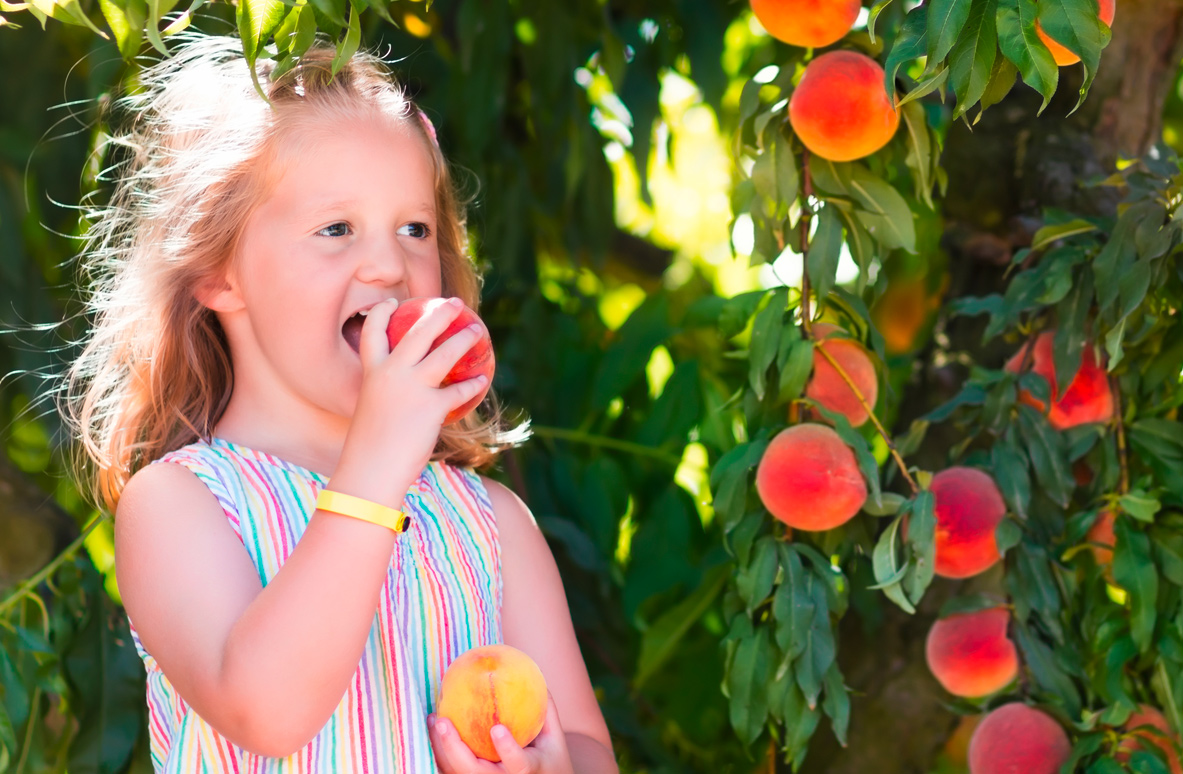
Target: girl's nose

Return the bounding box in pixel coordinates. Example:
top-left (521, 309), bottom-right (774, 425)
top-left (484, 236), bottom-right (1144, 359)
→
top-left (355, 238), bottom-right (407, 286)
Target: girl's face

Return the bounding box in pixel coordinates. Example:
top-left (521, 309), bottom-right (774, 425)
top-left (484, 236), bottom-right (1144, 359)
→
top-left (212, 111), bottom-right (443, 424)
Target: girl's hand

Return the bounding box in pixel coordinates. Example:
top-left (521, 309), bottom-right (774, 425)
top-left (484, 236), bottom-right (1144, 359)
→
top-left (334, 296), bottom-right (488, 505)
top-left (428, 694), bottom-right (574, 774)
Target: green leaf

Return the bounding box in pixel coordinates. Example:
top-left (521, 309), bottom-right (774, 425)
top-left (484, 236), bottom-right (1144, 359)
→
top-left (1113, 519), bottom-right (1159, 654)
top-left (949, 0), bottom-right (999, 119)
top-left (773, 545), bottom-right (814, 659)
top-left (97, 0), bottom-right (146, 57)
top-left (592, 294), bottom-right (673, 410)
top-left (782, 679), bottom-right (822, 768)
top-left (777, 336), bottom-right (815, 404)
top-left (900, 101), bottom-right (935, 209)
top-left (307, 0), bottom-right (347, 27)
top-left (331, 0), bottom-right (363, 76)
top-left (1014, 622), bottom-right (1083, 718)
top-left (1037, 0), bottom-right (1112, 110)
top-left (867, 0), bottom-right (896, 43)
top-left (975, 55), bottom-right (1018, 122)
top-left (808, 204), bottom-right (844, 303)
top-left (1016, 404), bottom-right (1074, 507)
top-left (903, 491), bottom-right (936, 605)
top-left (872, 515), bottom-right (915, 613)
top-left (237, 0), bottom-right (284, 57)
top-left (727, 626), bottom-right (771, 745)
top-left (749, 289), bottom-right (787, 400)
top-left (711, 440), bottom-right (770, 531)
top-left (847, 164), bottom-right (917, 253)
top-left (1032, 218), bottom-right (1098, 250)
top-left (796, 575), bottom-right (836, 710)
top-left (635, 564), bottom-right (730, 688)
top-left (1120, 492), bottom-right (1161, 523)
top-left (995, 0), bottom-right (1059, 113)
top-left (885, 6), bottom-right (929, 98)
top-left (992, 435), bottom-right (1031, 519)
top-left (738, 537), bottom-right (779, 614)
top-left (996, 518), bottom-right (1023, 555)
top-left (896, 67), bottom-right (950, 109)
top-left (926, 0), bottom-right (974, 67)
top-left (821, 661), bottom-right (851, 746)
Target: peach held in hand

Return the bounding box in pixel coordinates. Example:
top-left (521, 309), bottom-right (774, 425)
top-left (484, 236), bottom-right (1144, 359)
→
top-left (386, 297), bottom-right (495, 425)
top-left (435, 644), bottom-right (548, 762)
top-left (755, 423), bottom-right (867, 531)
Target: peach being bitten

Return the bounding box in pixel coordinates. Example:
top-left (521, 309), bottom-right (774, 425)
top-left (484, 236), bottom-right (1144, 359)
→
top-left (435, 644), bottom-right (548, 762)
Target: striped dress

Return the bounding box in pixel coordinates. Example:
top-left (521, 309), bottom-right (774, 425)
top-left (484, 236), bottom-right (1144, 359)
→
top-left (127, 437), bottom-right (502, 773)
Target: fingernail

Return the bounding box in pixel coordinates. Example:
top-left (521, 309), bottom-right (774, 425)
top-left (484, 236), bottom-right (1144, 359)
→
top-left (467, 323), bottom-right (482, 333)
top-left (449, 297), bottom-right (464, 307)
top-left (492, 725), bottom-right (509, 740)
top-left (435, 719), bottom-right (448, 736)
top-left (476, 375), bottom-right (488, 385)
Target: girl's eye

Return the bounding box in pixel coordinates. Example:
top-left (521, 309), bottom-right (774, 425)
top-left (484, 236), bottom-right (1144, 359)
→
top-left (317, 222), bottom-right (351, 238)
top-left (398, 222), bottom-right (432, 239)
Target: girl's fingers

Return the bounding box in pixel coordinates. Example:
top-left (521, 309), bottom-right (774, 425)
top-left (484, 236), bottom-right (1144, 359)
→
top-left (489, 725), bottom-right (536, 774)
top-left (417, 322), bottom-right (487, 383)
top-left (388, 297), bottom-right (466, 364)
top-left (427, 715), bottom-right (501, 774)
top-left (357, 298), bottom-right (401, 367)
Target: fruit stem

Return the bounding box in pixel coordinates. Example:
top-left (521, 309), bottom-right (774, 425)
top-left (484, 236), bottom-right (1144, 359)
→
top-left (799, 146), bottom-right (813, 339)
top-left (530, 425), bottom-right (683, 467)
top-left (1111, 374), bottom-right (1129, 495)
top-left (812, 343), bottom-right (919, 494)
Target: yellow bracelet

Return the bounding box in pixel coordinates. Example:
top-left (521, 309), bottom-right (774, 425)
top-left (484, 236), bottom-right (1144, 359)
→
top-left (316, 489), bottom-right (411, 534)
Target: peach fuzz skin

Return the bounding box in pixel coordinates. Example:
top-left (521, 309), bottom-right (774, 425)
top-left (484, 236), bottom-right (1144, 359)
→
top-left (1036, 0), bottom-right (1115, 66)
top-left (968, 703), bottom-right (1071, 774)
top-left (435, 644), bottom-right (548, 762)
top-left (755, 423), bottom-right (867, 531)
top-left (925, 607), bottom-right (1018, 698)
top-left (1004, 331), bottom-right (1114, 431)
top-left (384, 297), bottom-right (495, 425)
top-left (930, 467), bottom-right (1006, 579)
top-left (750, 0), bottom-right (861, 48)
top-left (788, 50), bottom-right (900, 162)
top-left (804, 323), bottom-right (879, 428)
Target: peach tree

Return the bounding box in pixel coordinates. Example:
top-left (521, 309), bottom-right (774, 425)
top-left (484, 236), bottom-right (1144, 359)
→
top-left (2, 0), bottom-right (1183, 772)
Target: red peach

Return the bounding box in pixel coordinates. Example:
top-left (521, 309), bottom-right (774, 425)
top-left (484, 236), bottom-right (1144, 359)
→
top-left (925, 607), bottom-right (1019, 698)
top-left (1086, 510), bottom-right (1116, 567)
top-left (1004, 332), bottom-right (1114, 431)
top-left (788, 51), bottom-right (900, 162)
top-left (755, 423), bottom-right (867, 531)
top-left (969, 703), bottom-right (1071, 774)
top-left (805, 323), bottom-right (879, 428)
top-left (750, 0), bottom-right (862, 48)
top-left (931, 467), bottom-right (1006, 579)
top-left (1036, 0), bottom-right (1116, 66)
top-left (385, 297), bottom-right (495, 425)
top-left (1117, 705), bottom-right (1182, 774)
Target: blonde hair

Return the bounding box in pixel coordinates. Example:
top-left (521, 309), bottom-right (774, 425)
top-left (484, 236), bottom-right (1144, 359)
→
top-left (62, 35), bottom-right (516, 513)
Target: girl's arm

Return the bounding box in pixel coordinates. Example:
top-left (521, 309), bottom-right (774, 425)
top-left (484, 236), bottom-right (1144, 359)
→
top-left (116, 460), bottom-right (413, 757)
top-left (487, 478), bottom-right (618, 773)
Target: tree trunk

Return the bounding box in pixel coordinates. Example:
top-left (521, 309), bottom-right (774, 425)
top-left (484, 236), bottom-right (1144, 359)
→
top-left (799, 3), bottom-right (1183, 772)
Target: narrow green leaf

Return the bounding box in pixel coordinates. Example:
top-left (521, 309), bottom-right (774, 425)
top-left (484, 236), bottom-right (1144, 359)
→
top-left (1037, 0), bottom-right (1111, 110)
top-left (635, 564), bottom-right (730, 687)
top-left (738, 537), bottom-right (779, 614)
top-left (885, 6), bottom-right (929, 98)
top-left (847, 164), bottom-right (916, 252)
top-left (1113, 519), bottom-right (1159, 654)
top-left (975, 55), bottom-right (1018, 122)
top-left (903, 491), bottom-right (936, 605)
top-left (331, 0), bottom-right (363, 76)
top-left (749, 289), bottom-right (787, 400)
top-left (873, 515), bottom-right (915, 613)
top-left (1032, 218), bottom-right (1098, 250)
top-left (808, 204), bottom-right (844, 303)
top-left (901, 101), bottom-right (935, 209)
top-left (949, 0), bottom-right (999, 118)
top-left (996, 0), bottom-right (1059, 113)
top-left (926, 0), bottom-right (973, 67)
top-left (821, 661), bottom-right (851, 746)
top-left (777, 336), bottom-right (814, 404)
top-left (727, 627), bottom-right (772, 745)
top-left (774, 545), bottom-right (814, 659)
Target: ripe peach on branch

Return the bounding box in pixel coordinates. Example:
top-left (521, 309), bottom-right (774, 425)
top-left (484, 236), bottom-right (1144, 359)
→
top-left (749, 0), bottom-right (861, 48)
top-left (804, 322), bottom-right (879, 428)
top-left (1116, 705), bottom-right (1183, 774)
top-left (755, 423), bottom-right (867, 531)
top-left (788, 50), bottom-right (900, 162)
top-left (930, 467), bottom-right (1006, 579)
top-left (1036, 0), bottom-right (1116, 66)
top-left (968, 703), bottom-right (1071, 774)
top-left (1004, 331), bottom-right (1114, 431)
top-left (925, 606), bottom-right (1019, 698)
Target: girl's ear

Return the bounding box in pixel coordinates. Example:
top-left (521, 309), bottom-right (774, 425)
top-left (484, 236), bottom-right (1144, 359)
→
top-left (195, 272), bottom-right (244, 313)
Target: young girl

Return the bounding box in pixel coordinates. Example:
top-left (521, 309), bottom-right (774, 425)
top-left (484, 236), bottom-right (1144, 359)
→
top-left (63, 34), bottom-right (616, 774)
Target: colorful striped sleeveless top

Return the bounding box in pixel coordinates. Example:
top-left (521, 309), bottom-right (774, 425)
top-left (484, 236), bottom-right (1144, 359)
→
top-left (127, 437), bottom-right (502, 773)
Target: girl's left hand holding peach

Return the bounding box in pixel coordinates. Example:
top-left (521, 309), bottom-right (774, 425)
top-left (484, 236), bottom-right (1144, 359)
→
top-left (428, 695), bottom-right (574, 774)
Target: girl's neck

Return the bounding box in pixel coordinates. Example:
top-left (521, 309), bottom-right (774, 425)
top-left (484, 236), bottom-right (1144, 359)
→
top-left (213, 390), bottom-right (350, 478)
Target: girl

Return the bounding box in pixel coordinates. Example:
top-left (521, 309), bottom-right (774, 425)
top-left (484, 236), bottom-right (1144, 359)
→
top-left (63, 34), bottom-right (616, 774)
